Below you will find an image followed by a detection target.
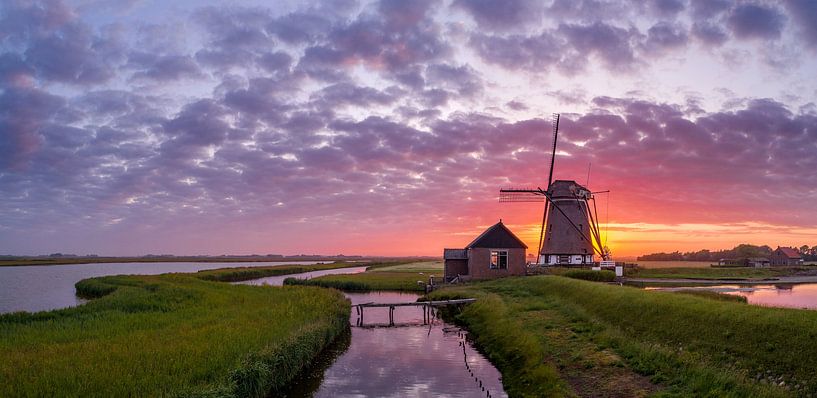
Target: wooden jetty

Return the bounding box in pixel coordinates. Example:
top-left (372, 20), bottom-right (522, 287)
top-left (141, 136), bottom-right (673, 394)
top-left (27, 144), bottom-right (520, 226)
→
top-left (354, 299), bottom-right (476, 326)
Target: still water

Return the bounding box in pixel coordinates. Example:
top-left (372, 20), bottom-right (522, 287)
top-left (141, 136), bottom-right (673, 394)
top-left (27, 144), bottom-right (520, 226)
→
top-left (284, 291), bottom-right (507, 398)
top-left (0, 261), bottom-right (321, 314)
top-left (650, 283), bottom-right (817, 310)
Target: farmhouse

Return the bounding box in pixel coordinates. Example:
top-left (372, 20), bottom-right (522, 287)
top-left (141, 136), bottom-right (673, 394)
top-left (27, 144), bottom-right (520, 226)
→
top-left (770, 247), bottom-right (803, 266)
top-left (443, 220), bottom-right (527, 281)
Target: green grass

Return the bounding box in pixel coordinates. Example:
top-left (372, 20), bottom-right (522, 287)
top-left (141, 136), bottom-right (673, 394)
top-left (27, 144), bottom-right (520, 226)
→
top-left (368, 260), bottom-right (443, 273)
top-left (430, 275), bottom-right (814, 397)
top-left (562, 269), bottom-right (616, 282)
top-left (635, 261), bottom-right (714, 269)
top-left (0, 271), bottom-right (351, 397)
top-left (436, 291), bottom-right (571, 397)
top-left (285, 271), bottom-right (441, 291)
top-left (627, 266), bottom-right (812, 280)
top-left (194, 261), bottom-right (387, 282)
top-left (670, 289), bottom-right (749, 303)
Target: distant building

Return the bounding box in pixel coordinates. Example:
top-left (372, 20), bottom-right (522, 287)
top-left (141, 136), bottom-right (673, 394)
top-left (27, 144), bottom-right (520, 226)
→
top-left (443, 220), bottom-right (527, 281)
top-left (747, 257), bottom-right (771, 268)
top-left (770, 247), bottom-right (803, 266)
top-left (717, 258), bottom-right (743, 266)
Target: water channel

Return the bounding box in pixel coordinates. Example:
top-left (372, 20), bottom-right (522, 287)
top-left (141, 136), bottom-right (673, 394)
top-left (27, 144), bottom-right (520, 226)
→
top-left (283, 291), bottom-right (506, 398)
top-left (648, 283), bottom-right (817, 310)
top-left (238, 269), bottom-right (508, 397)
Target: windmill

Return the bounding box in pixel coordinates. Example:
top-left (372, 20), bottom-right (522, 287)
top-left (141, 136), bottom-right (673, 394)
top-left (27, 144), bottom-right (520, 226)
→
top-left (499, 114), bottom-right (610, 266)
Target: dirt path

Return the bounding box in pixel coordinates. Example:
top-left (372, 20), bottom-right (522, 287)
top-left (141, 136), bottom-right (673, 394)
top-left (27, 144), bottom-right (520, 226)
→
top-left (515, 304), bottom-right (661, 397)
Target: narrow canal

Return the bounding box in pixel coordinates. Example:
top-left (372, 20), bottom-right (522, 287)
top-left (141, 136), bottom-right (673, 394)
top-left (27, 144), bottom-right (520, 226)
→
top-left (284, 291), bottom-right (506, 397)
top-left (239, 271), bottom-right (508, 397)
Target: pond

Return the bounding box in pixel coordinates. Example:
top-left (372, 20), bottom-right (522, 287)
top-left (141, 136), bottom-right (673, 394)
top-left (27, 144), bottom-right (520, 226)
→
top-left (283, 291), bottom-right (507, 398)
top-left (0, 261), bottom-right (321, 314)
top-left (649, 283), bottom-right (817, 310)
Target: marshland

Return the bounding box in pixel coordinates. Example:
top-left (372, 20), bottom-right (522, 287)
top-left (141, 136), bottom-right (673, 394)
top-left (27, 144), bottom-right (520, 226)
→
top-left (4, 259), bottom-right (816, 397)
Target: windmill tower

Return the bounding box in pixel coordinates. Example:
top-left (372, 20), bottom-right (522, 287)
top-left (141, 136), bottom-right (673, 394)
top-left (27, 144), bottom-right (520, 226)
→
top-left (498, 114), bottom-right (610, 266)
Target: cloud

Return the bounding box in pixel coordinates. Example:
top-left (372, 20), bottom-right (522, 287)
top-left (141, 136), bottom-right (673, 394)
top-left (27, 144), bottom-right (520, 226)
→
top-left (783, 0), bottom-right (817, 49)
top-left (0, 86), bottom-right (64, 170)
top-left (128, 53), bottom-right (203, 81)
top-left (454, 0), bottom-right (541, 29)
top-left (727, 3), bottom-right (786, 40)
top-left (642, 22), bottom-right (688, 54)
top-left (649, 0), bottom-right (685, 18)
top-left (1, 0), bottom-right (816, 256)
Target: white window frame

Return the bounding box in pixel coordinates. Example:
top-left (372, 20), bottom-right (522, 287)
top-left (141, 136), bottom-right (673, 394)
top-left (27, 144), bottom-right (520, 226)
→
top-left (490, 250), bottom-right (509, 269)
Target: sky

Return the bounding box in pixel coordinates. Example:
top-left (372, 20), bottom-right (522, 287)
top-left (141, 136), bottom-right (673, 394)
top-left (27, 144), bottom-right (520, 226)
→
top-left (1, 0), bottom-right (816, 257)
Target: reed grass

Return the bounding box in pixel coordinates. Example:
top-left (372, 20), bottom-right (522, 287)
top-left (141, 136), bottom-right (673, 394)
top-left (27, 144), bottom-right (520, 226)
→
top-left (0, 273), bottom-right (349, 397)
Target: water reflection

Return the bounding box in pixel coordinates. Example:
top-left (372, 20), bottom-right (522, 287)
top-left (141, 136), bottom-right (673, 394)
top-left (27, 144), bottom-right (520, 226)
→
top-left (649, 283), bottom-right (817, 310)
top-left (283, 291), bottom-right (507, 398)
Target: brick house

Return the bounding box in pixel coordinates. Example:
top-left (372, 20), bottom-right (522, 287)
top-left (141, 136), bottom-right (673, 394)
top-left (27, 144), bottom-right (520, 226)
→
top-left (443, 220), bottom-right (527, 281)
top-left (770, 247), bottom-right (803, 266)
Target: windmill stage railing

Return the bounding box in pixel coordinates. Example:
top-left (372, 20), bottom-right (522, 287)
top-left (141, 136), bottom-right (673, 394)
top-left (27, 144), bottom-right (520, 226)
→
top-left (499, 188), bottom-right (547, 202)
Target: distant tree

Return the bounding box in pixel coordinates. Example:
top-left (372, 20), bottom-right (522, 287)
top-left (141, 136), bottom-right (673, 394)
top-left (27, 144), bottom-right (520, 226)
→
top-left (637, 244), bottom-right (772, 262)
top-left (800, 245), bottom-right (810, 254)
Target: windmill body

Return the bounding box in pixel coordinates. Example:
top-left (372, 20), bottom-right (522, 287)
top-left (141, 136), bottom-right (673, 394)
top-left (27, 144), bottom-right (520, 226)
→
top-left (540, 180), bottom-right (595, 265)
top-left (498, 113), bottom-right (610, 266)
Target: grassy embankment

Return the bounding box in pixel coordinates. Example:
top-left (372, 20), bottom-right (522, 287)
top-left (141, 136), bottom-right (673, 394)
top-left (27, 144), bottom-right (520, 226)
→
top-left (0, 262), bottom-right (394, 397)
top-left (627, 266), bottom-right (813, 280)
top-left (430, 276), bottom-right (815, 397)
top-left (285, 260), bottom-right (444, 291)
top-left (671, 289), bottom-right (748, 303)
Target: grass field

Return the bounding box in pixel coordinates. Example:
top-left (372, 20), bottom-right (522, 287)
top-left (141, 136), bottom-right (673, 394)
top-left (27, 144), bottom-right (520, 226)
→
top-left (285, 271), bottom-right (442, 291)
top-left (635, 261), bottom-right (714, 268)
top-left (431, 276), bottom-right (815, 397)
top-left (285, 262), bottom-right (443, 291)
top-left (0, 266), bottom-right (355, 397)
top-left (627, 265), bottom-right (813, 280)
top-left (194, 261), bottom-right (400, 282)
top-left (670, 289), bottom-right (749, 303)
top-left (368, 260), bottom-right (443, 273)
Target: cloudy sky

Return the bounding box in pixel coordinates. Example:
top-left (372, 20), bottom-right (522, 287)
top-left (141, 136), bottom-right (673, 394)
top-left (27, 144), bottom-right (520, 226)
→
top-left (1, 0), bottom-right (816, 257)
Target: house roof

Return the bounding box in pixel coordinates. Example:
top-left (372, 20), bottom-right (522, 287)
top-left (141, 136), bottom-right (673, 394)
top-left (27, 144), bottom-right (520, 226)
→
top-left (443, 249), bottom-right (468, 260)
top-left (466, 221), bottom-right (528, 249)
top-left (776, 247), bottom-right (802, 259)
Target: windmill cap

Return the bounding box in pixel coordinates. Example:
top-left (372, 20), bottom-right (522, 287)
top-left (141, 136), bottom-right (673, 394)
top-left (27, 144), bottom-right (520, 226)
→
top-left (549, 180), bottom-right (590, 198)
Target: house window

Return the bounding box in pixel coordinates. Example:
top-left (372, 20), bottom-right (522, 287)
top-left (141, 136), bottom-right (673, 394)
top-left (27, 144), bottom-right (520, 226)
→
top-left (559, 255), bottom-right (570, 264)
top-left (490, 250), bottom-right (508, 269)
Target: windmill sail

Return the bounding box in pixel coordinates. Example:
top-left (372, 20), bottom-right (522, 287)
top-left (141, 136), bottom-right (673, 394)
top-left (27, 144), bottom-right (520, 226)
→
top-left (498, 112), bottom-right (611, 265)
